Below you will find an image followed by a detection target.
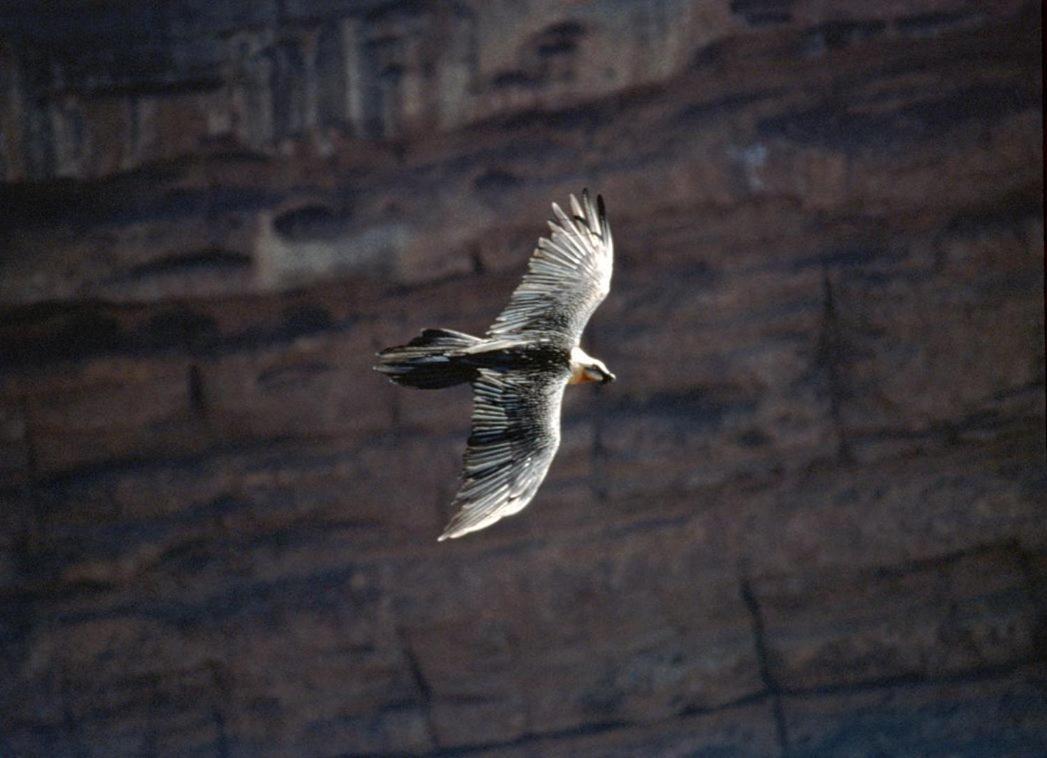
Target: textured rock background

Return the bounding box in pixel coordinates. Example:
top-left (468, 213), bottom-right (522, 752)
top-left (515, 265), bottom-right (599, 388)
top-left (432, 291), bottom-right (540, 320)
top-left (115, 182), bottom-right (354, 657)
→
top-left (0, 0), bottom-right (1044, 755)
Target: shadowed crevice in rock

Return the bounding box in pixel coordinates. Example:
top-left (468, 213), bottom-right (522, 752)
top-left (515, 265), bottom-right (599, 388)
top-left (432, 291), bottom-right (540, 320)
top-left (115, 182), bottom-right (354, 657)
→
top-left (208, 662), bottom-right (232, 758)
top-left (730, 0), bottom-right (796, 27)
top-left (801, 19), bottom-right (887, 56)
top-left (0, 181), bottom-right (279, 231)
top-left (399, 631), bottom-right (438, 749)
top-left (272, 204), bottom-right (354, 241)
top-left (0, 300), bottom-right (353, 369)
top-left (406, 693), bottom-right (782, 757)
top-left (58, 670), bottom-right (88, 758)
top-left (188, 364), bottom-right (207, 417)
top-left (814, 274), bottom-right (854, 464)
top-left (895, 10), bottom-right (985, 37)
top-left (740, 576), bottom-right (789, 755)
top-left (944, 186), bottom-right (1044, 237)
top-left (781, 658), bottom-right (1042, 700)
top-left (757, 84), bottom-right (1039, 152)
top-left (0, 304), bottom-right (127, 365)
top-left (124, 249), bottom-right (252, 279)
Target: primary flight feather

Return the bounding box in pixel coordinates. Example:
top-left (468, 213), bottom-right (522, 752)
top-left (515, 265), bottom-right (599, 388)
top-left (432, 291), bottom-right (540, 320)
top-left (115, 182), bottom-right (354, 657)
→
top-left (374, 190), bottom-right (615, 540)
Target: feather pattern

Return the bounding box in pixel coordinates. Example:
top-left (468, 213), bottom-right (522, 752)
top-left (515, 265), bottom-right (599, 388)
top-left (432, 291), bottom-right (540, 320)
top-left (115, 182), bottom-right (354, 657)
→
top-left (487, 189), bottom-right (613, 344)
top-left (439, 366), bottom-right (569, 540)
top-left (376, 190), bottom-right (614, 540)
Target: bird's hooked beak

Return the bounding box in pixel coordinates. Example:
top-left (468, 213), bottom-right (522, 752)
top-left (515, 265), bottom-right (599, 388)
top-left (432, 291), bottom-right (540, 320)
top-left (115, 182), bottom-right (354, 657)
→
top-left (583, 364), bottom-right (616, 384)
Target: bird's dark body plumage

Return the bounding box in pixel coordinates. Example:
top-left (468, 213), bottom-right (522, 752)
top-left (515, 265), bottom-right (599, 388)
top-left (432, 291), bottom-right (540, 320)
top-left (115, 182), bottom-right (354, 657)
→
top-left (375, 190), bottom-right (614, 540)
top-left (377, 331), bottom-right (571, 389)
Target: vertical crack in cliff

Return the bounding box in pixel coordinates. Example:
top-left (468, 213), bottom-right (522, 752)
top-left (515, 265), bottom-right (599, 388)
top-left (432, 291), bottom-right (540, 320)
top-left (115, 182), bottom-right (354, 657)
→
top-left (399, 629), bottom-right (438, 749)
top-left (816, 273), bottom-right (853, 464)
top-left (209, 662), bottom-right (231, 758)
top-left (20, 396), bottom-right (38, 481)
top-left (18, 395), bottom-right (45, 577)
top-left (59, 670), bottom-right (87, 758)
top-left (470, 245), bottom-right (486, 275)
top-left (740, 576), bottom-right (789, 756)
top-left (188, 364), bottom-right (207, 417)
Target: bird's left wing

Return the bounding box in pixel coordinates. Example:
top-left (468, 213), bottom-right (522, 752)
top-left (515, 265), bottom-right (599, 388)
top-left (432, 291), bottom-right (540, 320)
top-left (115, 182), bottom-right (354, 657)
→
top-left (439, 367), bottom-right (569, 540)
top-left (487, 189), bottom-right (613, 343)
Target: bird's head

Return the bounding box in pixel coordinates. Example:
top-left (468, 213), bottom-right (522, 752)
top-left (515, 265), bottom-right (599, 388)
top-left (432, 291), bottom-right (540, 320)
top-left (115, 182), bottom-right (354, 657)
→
top-left (569, 346), bottom-right (616, 385)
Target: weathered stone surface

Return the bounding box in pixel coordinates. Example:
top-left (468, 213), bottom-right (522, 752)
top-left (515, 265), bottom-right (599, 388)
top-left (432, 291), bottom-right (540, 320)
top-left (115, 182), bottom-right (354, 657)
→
top-left (0, 400), bottom-right (28, 487)
top-left (0, 0), bottom-right (1042, 756)
top-left (732, 431), bottom-right (1047, 575)
top-left (25, 435), bottom-right (454, 595)
top-left (484, 700), bottom-right (782, 757)
top-left (198, 326), bottom-right (392, 443)
top-left (392, 535), bottom-right (762, 742)
top-left (16, 355), bottom-right (200, 474)
top-left (0, 486), bottom-right (28, 595)
top-left (754, 547), bottom-right (1039, 691)
top-left (782, 666), bottom-right (1047, 756)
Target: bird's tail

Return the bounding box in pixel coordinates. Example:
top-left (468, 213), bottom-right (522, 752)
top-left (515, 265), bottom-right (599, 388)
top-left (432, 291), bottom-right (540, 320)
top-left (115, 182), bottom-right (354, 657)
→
top-left (374, 328), bottom-right (482, 389)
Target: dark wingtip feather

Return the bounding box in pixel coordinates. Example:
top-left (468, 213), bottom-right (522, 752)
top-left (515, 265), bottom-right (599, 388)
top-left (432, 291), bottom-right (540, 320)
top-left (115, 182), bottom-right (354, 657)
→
top-left (597, 194), bottom-right (605, 220)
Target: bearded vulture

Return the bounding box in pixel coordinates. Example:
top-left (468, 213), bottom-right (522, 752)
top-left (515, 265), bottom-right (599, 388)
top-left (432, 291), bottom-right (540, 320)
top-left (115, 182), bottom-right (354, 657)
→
top-left (375, 190), bottom-right (615, 540)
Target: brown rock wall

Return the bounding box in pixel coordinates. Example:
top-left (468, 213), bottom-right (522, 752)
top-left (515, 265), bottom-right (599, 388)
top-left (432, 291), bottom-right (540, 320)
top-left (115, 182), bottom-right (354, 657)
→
top-left (0, 1), bottom-right (1042, 756)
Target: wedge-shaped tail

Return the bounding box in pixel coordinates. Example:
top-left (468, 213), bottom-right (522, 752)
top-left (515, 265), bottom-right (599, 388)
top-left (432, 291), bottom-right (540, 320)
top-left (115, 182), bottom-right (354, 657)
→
top-left (374, 328), bottom-right (482, 389)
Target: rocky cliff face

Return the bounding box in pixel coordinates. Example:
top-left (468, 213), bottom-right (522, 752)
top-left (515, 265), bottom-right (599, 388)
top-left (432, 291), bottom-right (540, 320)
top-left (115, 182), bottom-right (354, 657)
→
top-left (1, 1), bottom-right (1044, 755)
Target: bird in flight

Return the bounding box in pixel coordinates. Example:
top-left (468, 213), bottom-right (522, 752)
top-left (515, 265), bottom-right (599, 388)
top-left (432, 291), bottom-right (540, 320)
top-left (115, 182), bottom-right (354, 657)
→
top-left (375, 190), bottom-right (615, 540)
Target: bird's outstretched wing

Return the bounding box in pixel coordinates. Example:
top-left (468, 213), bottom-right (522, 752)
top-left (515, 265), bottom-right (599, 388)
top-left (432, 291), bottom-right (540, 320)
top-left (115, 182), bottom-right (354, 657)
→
top-left (439, 368), bottom-right (569, 540)
top-left (487, 189), bottom-right (613, 343)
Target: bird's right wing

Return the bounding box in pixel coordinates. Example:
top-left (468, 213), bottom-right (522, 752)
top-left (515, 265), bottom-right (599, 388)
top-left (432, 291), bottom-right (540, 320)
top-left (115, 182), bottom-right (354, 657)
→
top-left (439, 368), bottom-right (569, 540)
top-left (487, 189), bottom-right (613, 344)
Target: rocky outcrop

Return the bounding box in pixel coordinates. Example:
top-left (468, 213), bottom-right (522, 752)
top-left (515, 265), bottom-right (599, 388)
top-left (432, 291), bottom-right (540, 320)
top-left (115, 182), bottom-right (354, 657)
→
top-left (0, 1), bottom-right (1043, 756)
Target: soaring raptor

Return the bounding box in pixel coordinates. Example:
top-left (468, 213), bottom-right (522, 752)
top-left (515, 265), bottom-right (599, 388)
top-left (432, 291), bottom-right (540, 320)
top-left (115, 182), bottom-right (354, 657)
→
top-left (375, 190), bottom-right (615, 540)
